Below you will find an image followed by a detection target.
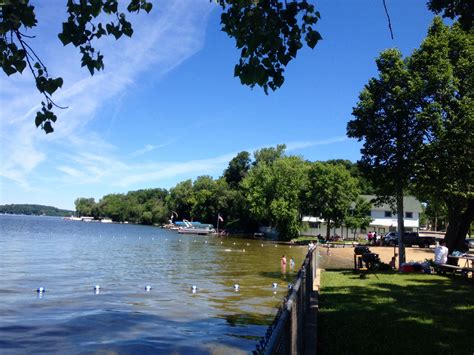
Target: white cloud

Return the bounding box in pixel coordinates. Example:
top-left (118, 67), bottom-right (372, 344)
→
top-left (0, 0), bottom-right (214, 190)
top-left (286, 136), bottom-right (348, 151)
top-left (130, 140), bottom-right (175, 157)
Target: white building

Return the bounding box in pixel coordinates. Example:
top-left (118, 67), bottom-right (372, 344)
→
top-left (302, 195), bottom-right (423, 239)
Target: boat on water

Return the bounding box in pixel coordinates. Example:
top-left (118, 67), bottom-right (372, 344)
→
top-left (64, 216), bottom-right (82, 221)
top-left (178, 227), bottom-right (216, 235)
top-left (175, 220), bottom-right (216, 235)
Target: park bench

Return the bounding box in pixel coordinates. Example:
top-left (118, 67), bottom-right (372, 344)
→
top-left (435, 263), bottom-right (462, 274)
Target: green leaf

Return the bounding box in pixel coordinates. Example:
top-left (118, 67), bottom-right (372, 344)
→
top-left (35, 112), bottom-right (45, 127)
top-left (43, 121), bottom-right (54, 134)
top-left (305, 30), bottom-right (322, 49)
top-left (2, 64), bottom-right (17, 76)
top-left (15, 60), bottom-right (27, 73)
top-left (142, 2), bottom-right (153, 13)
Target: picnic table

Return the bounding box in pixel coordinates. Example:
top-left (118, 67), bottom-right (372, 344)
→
top-left (437, 254), bottom-right (474, 281)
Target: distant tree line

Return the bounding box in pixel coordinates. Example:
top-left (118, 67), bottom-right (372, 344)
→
top-left (75, 146), bottom-right (374, 240)
top-left (0, 204), bottom-right (73, 217)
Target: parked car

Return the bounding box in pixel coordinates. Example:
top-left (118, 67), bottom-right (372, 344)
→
top-left (466, 238), bottom-right (474, 249)
top-left (383, 231), bottom-right (436, 248)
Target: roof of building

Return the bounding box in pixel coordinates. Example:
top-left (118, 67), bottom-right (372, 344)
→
top-left (361, 195), bottom-right (422, 213)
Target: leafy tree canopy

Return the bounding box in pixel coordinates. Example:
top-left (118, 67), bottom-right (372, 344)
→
top-left (242, 154), bottom-right (308, 239)
top-left (409, 18), bottom-right (473, 250)
top-left (304, 162), bottom-right (360, 239)
top-left (427, 0), bottom-right (473, 31)
top-left (253, 143), bottom-right (286, 166)
top-left (223, 151), bottom-right (251, 189)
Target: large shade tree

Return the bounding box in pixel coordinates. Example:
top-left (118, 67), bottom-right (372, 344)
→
top-left (304, 162), bottom-right (360, 240)
top-left (347, 48), bottom-right (425, 266)
top-left (409, 18), bottom-right (473, 252)
top-left (242, 154), bottom-right (308, 240)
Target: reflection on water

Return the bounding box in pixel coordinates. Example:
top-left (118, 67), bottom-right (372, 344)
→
top-left (0, 215), bottom-right (306, 353)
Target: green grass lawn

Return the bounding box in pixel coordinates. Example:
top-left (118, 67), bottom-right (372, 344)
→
top-left (318, 270), bottom-right (474, 355)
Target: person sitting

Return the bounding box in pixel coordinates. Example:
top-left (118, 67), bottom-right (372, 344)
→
top-left (434, 240), bottom-right (449, 265)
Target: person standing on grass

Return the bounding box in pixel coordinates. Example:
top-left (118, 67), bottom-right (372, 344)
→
top-left (434, 240), bottom-right (449, 265)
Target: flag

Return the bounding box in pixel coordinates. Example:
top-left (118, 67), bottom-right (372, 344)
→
top-left (218, 214), bottom-right (224, 222)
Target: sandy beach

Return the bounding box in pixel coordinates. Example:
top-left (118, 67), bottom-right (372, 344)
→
top-left (318, 245), bottom-right (436, 269)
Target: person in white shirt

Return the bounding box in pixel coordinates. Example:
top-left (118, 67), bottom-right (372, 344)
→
top-left (434, 240), bottom-right (449, 264)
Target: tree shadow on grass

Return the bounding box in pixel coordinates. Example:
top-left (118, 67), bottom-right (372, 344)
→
top-left (317, 270), bottom-right (474, 355)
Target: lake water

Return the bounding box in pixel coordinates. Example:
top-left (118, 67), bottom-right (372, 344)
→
top-left (0, 215), bottom-right (306, 354)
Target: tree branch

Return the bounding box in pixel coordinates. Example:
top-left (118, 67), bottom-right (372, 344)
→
top-left (382, 0), bottom-right (394, 40)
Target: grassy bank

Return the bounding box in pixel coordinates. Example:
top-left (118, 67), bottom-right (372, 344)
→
top-left (318, 270), bottom-right (473, 354)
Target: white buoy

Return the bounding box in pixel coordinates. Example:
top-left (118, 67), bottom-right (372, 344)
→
top-left (37, 287), bottom-right (45, 293)
top-left (273, 291), bottom-right (277, 295)
top-left (261, 244), bottom-right (264, 247)
top-left (289, 246), bottom-right (292, 248)
top-left (145, 285), bottom-right (152, 292)
top-left (272, 283), bottom-right (278, 288)
top-left (242, 249), bottom-right (246, 253)
top-left (275, 244), bottom-right (277, 247)
top-left (233, 242), bottom-right (236, 245)
top-left (179, 239), bottom-right (182, 242)
top-left (220, 241), bottom-right (223, 244)
top-left (234, 284), bottom-right (240, 291)
top-left (246, 243), bottom-right (250, 246)
top-left (191, 285), bottom-right (197, 294)
top-left (205, 240), bottom-right (208, 244)
top-left (94, 285), bottom-right (100, 294)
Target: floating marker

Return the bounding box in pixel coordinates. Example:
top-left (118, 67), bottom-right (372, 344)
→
top-left (242, 249), bottom-right (246, 253)
top-left (205, 240), bottom-right (208, 244)
top-left (289, 246), bottom-right (292, 248)
top-left (145, 285), bottom-right (152, 292)
top-left (273, 291), bottom-right (277, 295)
top-left (234, 284), bottom-right (240, 291)
top-left (94, 285), bottom-right (100, 294)
top-left (272, 283), bottom-right (278, 288)
top-left (191, 285), bottom-right (197, 294)
top-left (246, 243), bottom-right (250, 246)
top-left (261, 244), bottom-right (264, 247)
top-left (220, 241), bottom-right (223, 244)
top-left (37, 287), bottom-right (45, 293)
top-left (275, 245), bottom-right (277, 247)
top-left (179, 239), bottom-right (182, 242)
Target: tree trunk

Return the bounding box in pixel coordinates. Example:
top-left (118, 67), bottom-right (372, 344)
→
top-left (397, 191), bottom-right (406, 268)
top-left (325, 216), bottom-right (331, 241)
top-left (445, 200), bottom-right (474, 254)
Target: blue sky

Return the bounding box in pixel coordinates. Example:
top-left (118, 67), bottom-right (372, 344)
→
top-left (0, 0), bottom-right (436, 210)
